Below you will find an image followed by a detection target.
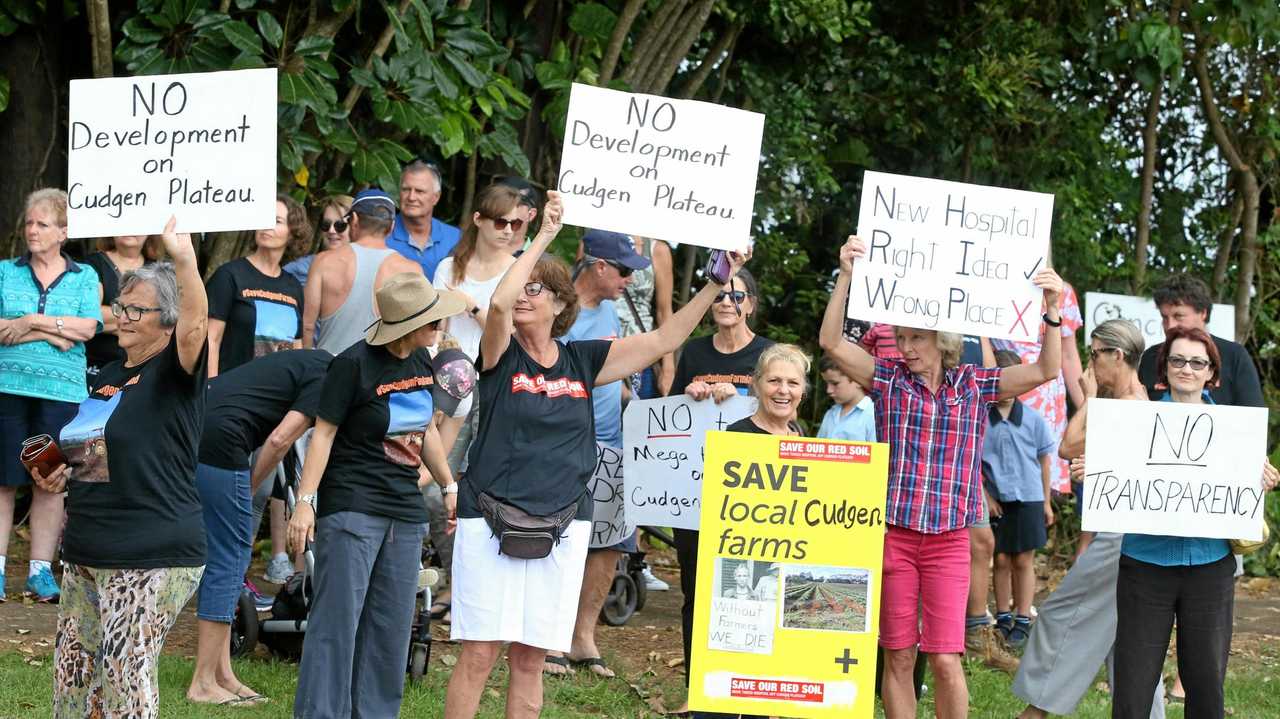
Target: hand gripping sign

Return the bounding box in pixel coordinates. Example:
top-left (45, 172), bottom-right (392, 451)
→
top-left (67, 68), bottom-right (278, 238)
top-left (850, 171), bottom-right (1053, 341)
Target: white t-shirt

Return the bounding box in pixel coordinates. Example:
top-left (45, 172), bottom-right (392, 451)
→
top-left (433, 256), bottom-right (505, 363)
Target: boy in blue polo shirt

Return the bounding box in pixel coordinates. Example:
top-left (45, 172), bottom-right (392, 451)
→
top-left (817, 356), bottom-right (875, 442)
top-left (982, 350), bottom-right (1056, 649)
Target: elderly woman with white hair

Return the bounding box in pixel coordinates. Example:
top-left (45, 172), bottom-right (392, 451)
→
top-left (28, 217), bottom-right (208, 718)
top-left (820, 235), bottom-right (1063, 719)
top-left (0, 188), bottom-right (102, 603)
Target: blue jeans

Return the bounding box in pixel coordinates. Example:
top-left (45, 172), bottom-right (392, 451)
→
top-left (194, 463), bottom-right (252, 622)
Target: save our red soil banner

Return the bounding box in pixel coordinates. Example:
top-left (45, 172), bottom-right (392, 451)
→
top-left (689, 431), bottom-right (889, 718)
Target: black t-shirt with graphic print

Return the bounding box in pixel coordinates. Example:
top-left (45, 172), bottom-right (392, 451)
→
top-left (199, 349), bottom-right (332, 471)
top-left (461, 338), bottom-right (612, 522)
top-left (669, 334), bottom-right (774, 397)
top-left (59, 335), bottom-right (208, 569)
top-left (206, 257), bottom-right (305, 373)
top-left (316, 341), bottom-right (435, 523)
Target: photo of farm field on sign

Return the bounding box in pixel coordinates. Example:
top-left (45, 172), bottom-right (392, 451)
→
top-left (781, 566), bottom-right (871, 633)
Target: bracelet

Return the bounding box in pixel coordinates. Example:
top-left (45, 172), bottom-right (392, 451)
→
top-left (469, 307), bottom-right (480, 316)
top-left (1042, 313), bottom-right (1062, 328)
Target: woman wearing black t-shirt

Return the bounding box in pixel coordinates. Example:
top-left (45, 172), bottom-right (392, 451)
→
top-left (206, 194), bottom-right (310, 377)
top-left (443, 193), bottom-right (750, 719)
top-left (668, 268), bottom-right (774, 714)
top-left (31, 218), bottom-right (209, 718)
top-left (288, 273), bottom-right (466, 718)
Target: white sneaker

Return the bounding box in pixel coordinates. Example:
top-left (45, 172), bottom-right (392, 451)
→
top-left (642, 566), bottom-right (670, 591)
top-left (264, 556), bottom-right (294, 584)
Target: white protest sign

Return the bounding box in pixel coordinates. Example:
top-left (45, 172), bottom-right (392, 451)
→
top-left (1082, 398), bottom-right (1268, 540)
top-left (67, 68), bottom-right (278, 238)
top-left (850, 171), bottom-right (1053, 341)
top-left (588, 443), bottom-right (632, 548)
top-left (623, 395), bottom-right (756, 530)
top-left (1084, 292), bottom-right (1235, 348)
top-left (558, 83), bottom-right (764, 251)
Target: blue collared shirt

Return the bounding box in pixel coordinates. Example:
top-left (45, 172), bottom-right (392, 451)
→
top-left (817, 396), bottom-right (876, 442)
top-left (386, 215), bottom-right (462, 281)
top-left (1121, 391), bottom-right (1232, 567)
top-left (0, 252), bottom-right (103, 403)
top-left (562, 300), bottom-right (622, 447)
top-left (981, 400), bottom-right (1056, 502)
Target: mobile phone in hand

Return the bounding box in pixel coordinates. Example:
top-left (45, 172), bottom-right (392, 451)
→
top-left (704, 250), bottom-right (732, 285)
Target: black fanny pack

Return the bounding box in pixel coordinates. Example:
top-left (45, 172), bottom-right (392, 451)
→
top-left (477, 492), bottom-right (577, 560)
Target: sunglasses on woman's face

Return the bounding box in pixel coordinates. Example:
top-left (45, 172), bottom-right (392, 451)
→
top-left (715, 290), bottom-right (748, 304)
top-left (486, 215), bottom-right (525, 232)
top-left (1167, 355), bottom-right (1211, 371)
top-left (523, 282), bottom-right (553, 297)
top-left (320, 219), bottom-right (348, 233)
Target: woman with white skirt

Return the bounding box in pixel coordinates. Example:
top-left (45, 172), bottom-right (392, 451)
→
top-left (443, 193), bottom-right (749, 718)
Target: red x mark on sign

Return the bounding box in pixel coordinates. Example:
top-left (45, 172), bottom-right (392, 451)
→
top-left (1010, 300), bottom-right (1033, 337)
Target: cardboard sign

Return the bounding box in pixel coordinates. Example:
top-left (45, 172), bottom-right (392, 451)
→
top-left (557, 83), bottom-right (764, 250)
top-left (588, 443), bottom-right (632, 548)
top-left (1082, 398), bottom-right (1268, 540)
top-left (690, 432), bottom-right (889, 718)
top-left (623, 395), bottom-right (756, 530)
top-left (850, 171), bottom-right (1053, 341)
top-left (1084, 292), bottom-right (1236, 348)
top-left (67, 68), bottom-right (278, 237)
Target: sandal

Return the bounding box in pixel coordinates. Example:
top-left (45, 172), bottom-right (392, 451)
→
top-left (542, 654), bottom-right (574, 676)
top-left (569, 656), bottom-right (616, 678)
top-left (429, 601), bottom-right (451, 621)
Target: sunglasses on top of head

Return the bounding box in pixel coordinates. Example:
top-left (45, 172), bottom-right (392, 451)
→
top-left (484, 214), bottom-right (525, 232)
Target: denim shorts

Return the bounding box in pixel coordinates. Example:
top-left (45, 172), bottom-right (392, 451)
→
top-left (194, 463), bottom-right (253, 622)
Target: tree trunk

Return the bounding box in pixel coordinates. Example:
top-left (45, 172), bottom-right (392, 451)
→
top-left (621, 0), bottom-right (688, 87)
top-left (641, 0), bottom-right (716, 94)
top-left (679, 21), bottom-right (743, 99)
top-left (599, 0), bottom-right (644, 85)
top-left (1133, 78), bottom-right (1162, 293)
top-left (86, 0), bottom-right (113, 78)
top-left (0, 31), bottom-right (64, 254)
top-left (460, 151), bottom-right (479, 221)
top-left (1211, 191), bottom-right (1243, 301)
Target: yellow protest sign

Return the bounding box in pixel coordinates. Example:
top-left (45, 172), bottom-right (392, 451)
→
top-left (689, 431), bottom-right (889, 718)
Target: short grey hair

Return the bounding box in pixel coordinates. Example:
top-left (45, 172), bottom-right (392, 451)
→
top-left (120, 262), bottom-right (180, 327)
top-left (1090, 318), bottom-right (1144, 369)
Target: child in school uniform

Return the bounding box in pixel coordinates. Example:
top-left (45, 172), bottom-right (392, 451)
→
top-left (817, 356), bottom-right (876, 442)
top-left (982, 350), bottom-right (1056, 649)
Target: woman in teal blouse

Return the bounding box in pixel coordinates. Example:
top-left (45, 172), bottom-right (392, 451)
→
top-left (1111, 324), bottom-right (1278, 719)
top-left (0, 188), bottom-right (103, 603)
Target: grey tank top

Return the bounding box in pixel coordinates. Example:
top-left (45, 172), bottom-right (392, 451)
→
top-left (315, 244), bottom-right (399, 354)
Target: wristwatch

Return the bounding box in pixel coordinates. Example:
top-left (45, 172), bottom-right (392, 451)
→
top-left (55, 318), bottom-right (65, 335)
top-left (298, 493), bottom-right (318, 509)
top-left (442, 483), bottom-right (459, 495)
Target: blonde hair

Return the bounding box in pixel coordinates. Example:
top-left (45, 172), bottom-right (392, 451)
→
top-left (751, 343), bottom-right (812, 397)
top-left (26, 188), bottom-right (68, 228)
top-left (894, 327), bottom-right (964, 369)
top-left (1090, 319), bottom-right (1144, 369)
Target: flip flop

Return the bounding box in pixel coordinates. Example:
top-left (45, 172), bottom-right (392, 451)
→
top-left (235, 693), bottom-right (269, 704)
top-left (542, 654), bottom-right (574, 676)
top-left (569, 656), bottom-right (615, 678)
top-left (429, 601), bottom-right (451, 621)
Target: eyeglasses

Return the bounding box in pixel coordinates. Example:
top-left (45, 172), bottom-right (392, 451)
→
top-left (484, 215), bottom-right (525, 232)
top-left (1167, 355), bottom-right (1211, 371)
top-left (320, 219), bottom-right (348, 233)
top-left (1088, 347), bottom-right (1122, 362)
top-left (715, 290), bottom-right (748, 304)
top-left (110, 301), bottom-right (162, 322)
top-left (523, 282), bottom-right (553, 297)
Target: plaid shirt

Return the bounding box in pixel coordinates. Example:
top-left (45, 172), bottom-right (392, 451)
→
top-left (870, 358), bottom-right (1002, 533)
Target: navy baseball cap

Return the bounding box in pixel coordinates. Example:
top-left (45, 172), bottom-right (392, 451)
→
top-left (583, 230), bottom-right (651, 271)
top-left (350, 188), bottom-right (397, 219)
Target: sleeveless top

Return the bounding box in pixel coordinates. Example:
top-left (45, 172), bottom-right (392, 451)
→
top-left (617, 239), bottom-right (656, 338)
top-left (315, 244), bottom-right (398, 355)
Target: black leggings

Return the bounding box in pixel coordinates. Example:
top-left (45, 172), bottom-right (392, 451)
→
top-left (1113, 553), bottom-right (1235, 719)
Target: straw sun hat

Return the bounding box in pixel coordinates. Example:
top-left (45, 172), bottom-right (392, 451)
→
top-left (366, 272), bottom-right (467, 346)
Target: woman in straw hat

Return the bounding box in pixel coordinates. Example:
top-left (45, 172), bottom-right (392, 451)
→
top-left (442, 191), bottom-right (749, 718)
top-left (288, 272), bottom-right (466, 718)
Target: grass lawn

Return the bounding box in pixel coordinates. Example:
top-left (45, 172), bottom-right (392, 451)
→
top-left (2, 649), bottom-right (1279, 718)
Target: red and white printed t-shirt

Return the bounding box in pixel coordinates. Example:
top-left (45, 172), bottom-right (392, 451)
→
top-left (459, 337), bottom-right (612, 522)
